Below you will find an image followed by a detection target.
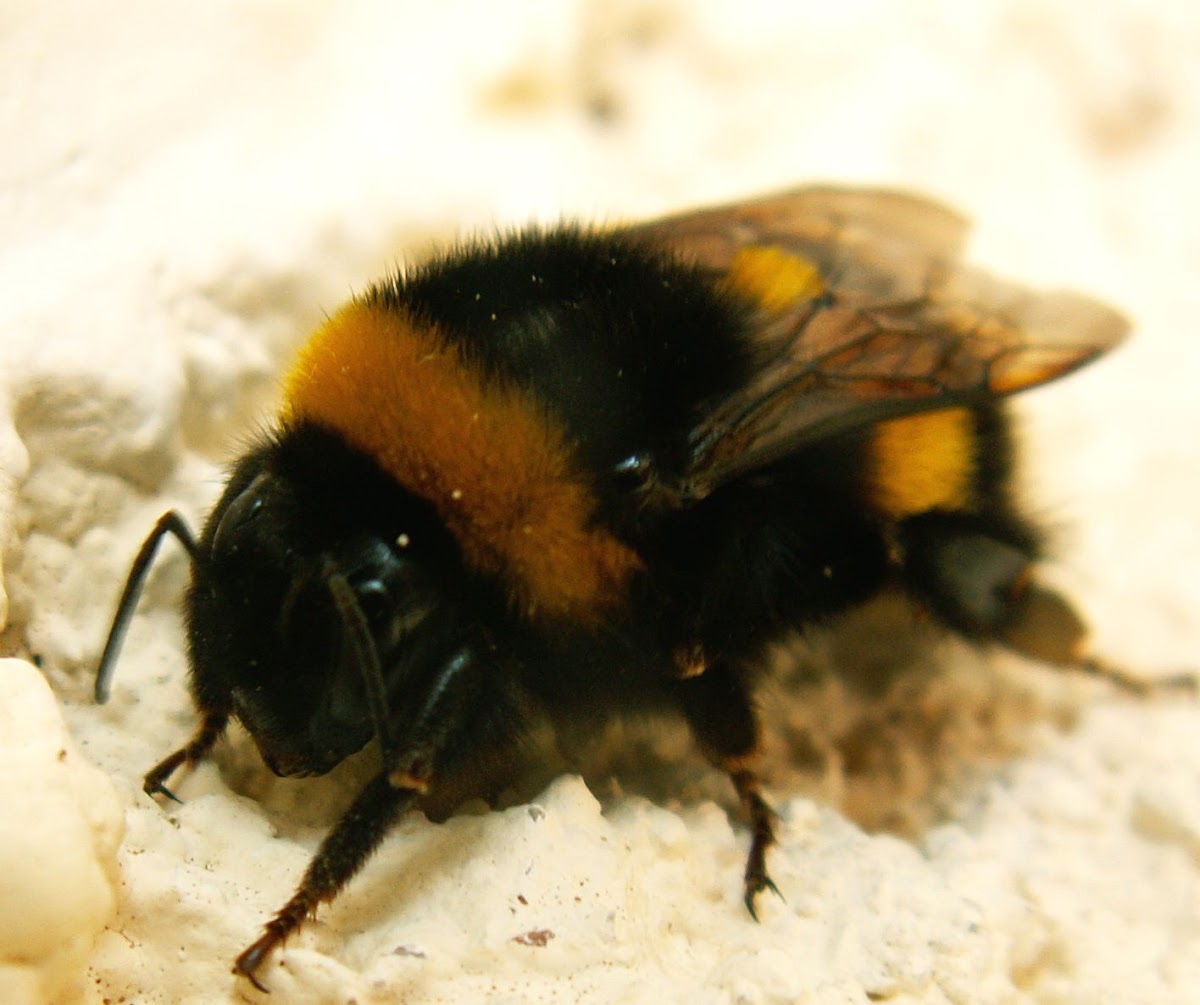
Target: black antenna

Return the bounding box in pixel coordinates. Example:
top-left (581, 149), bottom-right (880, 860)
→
top-left (322, 562), bottom-right (399, 772)
top-left (95, 510), bottom-right (199, 703)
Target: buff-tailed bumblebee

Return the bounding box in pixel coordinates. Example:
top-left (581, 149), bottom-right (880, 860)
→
top-left (97, 185), bottom-right (1143, 989)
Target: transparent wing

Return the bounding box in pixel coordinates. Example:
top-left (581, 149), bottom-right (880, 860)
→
top-left (623, 186), bottom-right (1128, 503)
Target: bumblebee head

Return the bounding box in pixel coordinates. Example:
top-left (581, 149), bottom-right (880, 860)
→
top-left (196, 496), bottom-right (427, 780)
top-left (97, 424), bottom-right (465, 781)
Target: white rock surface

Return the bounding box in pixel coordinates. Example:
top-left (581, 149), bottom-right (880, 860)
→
top-left (0, 660), bottom-right (123, 1005)
top-left (2, 2), bottom-right (1199, 1003)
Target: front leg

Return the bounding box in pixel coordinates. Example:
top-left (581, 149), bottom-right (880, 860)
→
top-left (234, 639), bottom-right (493, 990)
top-left (672, 661), bottom-right (782, 917)
top-left (142, 710), bottom-right (229, 802)
top-left (233, 773), bottom-right (420, 991)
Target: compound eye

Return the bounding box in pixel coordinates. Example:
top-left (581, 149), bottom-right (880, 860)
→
top-left (210, 473), bottom-right (269, 558)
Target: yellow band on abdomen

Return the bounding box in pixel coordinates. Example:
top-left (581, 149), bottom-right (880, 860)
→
top-left (722, 246), bottom-right (825, 312)
top-left (867, 408), bottom-right (975, 518)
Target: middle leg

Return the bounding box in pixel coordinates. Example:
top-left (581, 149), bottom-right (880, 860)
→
top-left (671, 661), bottom-right (781, 917)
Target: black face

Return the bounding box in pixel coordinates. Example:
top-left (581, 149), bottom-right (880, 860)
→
top-left (185, 429), bottom-right (454, 778)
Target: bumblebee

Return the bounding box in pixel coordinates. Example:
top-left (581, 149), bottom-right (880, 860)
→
top-left (96, 186), bottom-right (1131, 989)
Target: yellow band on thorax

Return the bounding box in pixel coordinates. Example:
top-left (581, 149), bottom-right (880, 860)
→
top-left (282, 299), bottom-right (642, 622)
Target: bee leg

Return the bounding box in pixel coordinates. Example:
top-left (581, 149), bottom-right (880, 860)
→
top-left (672, 662), bottom-right (783, 918)
top-left (899, 514), bottom-right (1195, 695)
top-left (730, 765), bottom-right (782, 919)
top-left (143, 711), bottom-right (229, 802)
top-left (999, 577), bottom-right (1197, 696)
top-left (234, 641), bottom-right (490, 990)
top-left (233, 773), bottom-right (421, 992)
top-left (1073, 653), bottom-right (1197, 697)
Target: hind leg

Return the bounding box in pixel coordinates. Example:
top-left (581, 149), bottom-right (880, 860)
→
top-left (896, 510), bottom-right (1189, 694)
top-left (898, 510), bottom-right (1080, 660)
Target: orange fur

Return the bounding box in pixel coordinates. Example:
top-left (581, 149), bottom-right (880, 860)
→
top-left (723, 246), bottom-right (825, 311)
top-left (282, 300), bottom-right (642, 623)
top-left (867, 408), bottom-right (975, 518)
